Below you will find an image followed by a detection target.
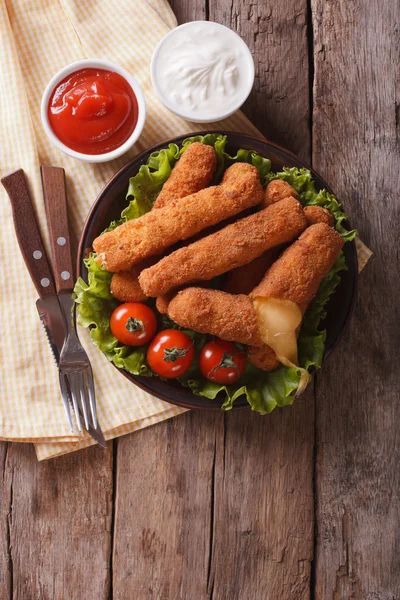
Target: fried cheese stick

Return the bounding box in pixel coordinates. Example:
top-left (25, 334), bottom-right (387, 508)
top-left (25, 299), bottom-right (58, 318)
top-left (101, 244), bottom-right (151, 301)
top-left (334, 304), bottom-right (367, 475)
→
top-left (110, 255), bottom-right (160, 303)
top-left (223, 247), bottom-right (280, 295)
top-left (220, 180), bottom-right (298, 295)
top-left (156, 293), bottom-right (173, 315)
top-left (153, 142), bottom-right (217, 208)
top-left (93, 163), bottom-right (263, 272)
top-left (261, 179), bottom-right (298, 208)
top-left (168, 288), bottom-right (263, 347)
top-left (234, 188), bottom-right (334, 302)
top-left (167, 224), bottom-right (344, 371)
top-left (110, 143), bottom-right (217, 302)
top-left (262, 180), bottom-right (334, 226)
top-left (304, 205), bottom-right (335, 226)
top-left (139, 197), bottom-right (307, 297)
top-left (110, 266), bottom-right (148, 303)
top-left (247, 223), bottom-right (344, 369)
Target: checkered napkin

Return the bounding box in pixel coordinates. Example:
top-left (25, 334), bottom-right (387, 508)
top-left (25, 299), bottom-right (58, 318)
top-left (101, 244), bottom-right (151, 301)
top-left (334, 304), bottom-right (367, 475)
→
top-left (0, 0), bottom-right (372, 460)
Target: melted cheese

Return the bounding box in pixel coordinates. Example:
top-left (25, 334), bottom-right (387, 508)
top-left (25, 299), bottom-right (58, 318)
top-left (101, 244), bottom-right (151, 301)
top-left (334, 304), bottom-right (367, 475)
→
top-left (252, 297), bottom-right (311, 394)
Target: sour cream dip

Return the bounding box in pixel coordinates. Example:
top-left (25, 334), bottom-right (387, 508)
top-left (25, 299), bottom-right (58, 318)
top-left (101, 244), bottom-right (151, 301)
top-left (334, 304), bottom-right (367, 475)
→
top-left (150, 21), bottom-right (255, 123)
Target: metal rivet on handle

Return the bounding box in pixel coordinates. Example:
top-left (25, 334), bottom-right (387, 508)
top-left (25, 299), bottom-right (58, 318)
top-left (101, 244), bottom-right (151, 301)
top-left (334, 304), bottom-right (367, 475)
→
top-left (33, 250), bottom-right (42, 259)
top-left (41, 278), bottom-right (50, 287)
top-left (57, 237), bottom-right (66, 246)
top-left (61, 271), bottom-right (70, 280)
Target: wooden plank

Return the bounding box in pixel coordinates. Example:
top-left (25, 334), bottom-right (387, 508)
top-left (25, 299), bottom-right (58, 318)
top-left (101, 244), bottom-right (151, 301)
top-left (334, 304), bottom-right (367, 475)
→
top-left (5, 443), bottom-right (113, 600)
top-left (169, 0), bottom-right (206, 22)
top-left (0, 444), bottom-right (11, 600)
top-left (112, 412), bottom-right (221, 599)
top-left (206, 2), bottom-right (314, 599)
top-left (210, 396), bottom-right (314, 599)
top-left (312, 0), bottom-right (400, 597)
top-left (210, 0), bottom-right (311, 162)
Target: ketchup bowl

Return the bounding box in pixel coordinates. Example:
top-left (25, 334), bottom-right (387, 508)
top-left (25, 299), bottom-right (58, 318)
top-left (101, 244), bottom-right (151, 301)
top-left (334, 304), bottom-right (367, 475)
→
top-left (41, 59), bottom-right (146, 163)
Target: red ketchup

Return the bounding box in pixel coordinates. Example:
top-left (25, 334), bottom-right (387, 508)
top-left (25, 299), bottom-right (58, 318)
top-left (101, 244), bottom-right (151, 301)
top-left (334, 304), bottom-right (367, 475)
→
top-left (48, 68), bottom-right (138, 155)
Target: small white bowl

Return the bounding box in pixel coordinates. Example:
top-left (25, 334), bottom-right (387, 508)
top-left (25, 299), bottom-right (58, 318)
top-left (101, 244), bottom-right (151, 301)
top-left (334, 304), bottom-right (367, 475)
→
top-left (150, 21), bottom-right (254, 123)
top-left (41, 59), bottom-right (146, 163)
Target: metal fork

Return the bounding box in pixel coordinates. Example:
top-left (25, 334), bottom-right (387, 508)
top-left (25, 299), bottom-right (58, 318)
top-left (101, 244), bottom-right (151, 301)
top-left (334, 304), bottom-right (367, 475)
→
top-left (58, 293), bottom-right (98, 433)
top-left (41, 165), bottom-right (106, 446)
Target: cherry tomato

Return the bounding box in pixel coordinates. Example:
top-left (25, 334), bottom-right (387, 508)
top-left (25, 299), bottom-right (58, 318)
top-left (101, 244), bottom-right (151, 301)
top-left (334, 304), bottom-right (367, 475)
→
top-left (110, 303), bottom-right (157, 346)
top-left (199, 340), bottom-right (246, 384)
top-left (147, 329), bottom-right (194, 379)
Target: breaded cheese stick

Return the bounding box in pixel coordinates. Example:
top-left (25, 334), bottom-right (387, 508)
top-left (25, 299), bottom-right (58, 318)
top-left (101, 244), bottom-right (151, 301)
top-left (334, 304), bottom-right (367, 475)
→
top-left (261, 179), bottom-right (298, 209)
top-left (156, 293), bottom-right (173, 315)
top-left (139, 197), bottom-right (307, 297)
top-left (250, 223), bottom-right (344, 311)
top-left (111, 266), bottom-right (148, 303)
top-left (110, 253), bottom-right (163, 303)
top-left (93, 163), bottom-right (263, 272)
top-left (247, 223), bottom-right (344, 370)
top-left (153, 142), bottom-right (217, 208)
top-left (262, 181), bottom-right (335, 227)
top-left (156, 280), bottom-right (214, 315)
top-left (168, 224), bottom-right (344, 372)
top-left (168, 288), bottom-right (263, 347)
top-left (304, 205), bottom-right (335, 227)
top-left (223, 247), bottom-right (280, 295)
top-left (110, 146), bottom-right (216, 303)
top-left (223, 180), bottom-right (298, 294)
top-left (246, 345), bottom-right (280, 371)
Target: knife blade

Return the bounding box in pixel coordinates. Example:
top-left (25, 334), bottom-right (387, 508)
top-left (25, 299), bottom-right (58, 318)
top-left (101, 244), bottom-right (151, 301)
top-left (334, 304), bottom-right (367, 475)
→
top-left (36, 295), bottom-right (107, 447)
top-left (36, 295), bottom-right (66, 365)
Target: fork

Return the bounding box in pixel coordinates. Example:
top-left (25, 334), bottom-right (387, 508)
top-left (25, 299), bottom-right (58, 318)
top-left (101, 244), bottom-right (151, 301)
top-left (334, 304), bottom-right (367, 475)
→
top-left (57, 293), bottom-right (97, 432)
top-left (41, 165), bottom-right (106, 445)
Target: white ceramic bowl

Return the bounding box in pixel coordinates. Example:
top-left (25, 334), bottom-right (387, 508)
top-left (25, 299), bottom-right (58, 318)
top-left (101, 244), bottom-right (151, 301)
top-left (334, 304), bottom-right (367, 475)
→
top-left (150, 21), bottom-right (255, 123)
top-left (41, 59), bottom-right (146, 163)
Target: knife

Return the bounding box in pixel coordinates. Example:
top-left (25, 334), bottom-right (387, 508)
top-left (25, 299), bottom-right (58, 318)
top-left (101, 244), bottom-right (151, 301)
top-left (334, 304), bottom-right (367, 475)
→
top-left (2, 169), bottom-right (106, 447)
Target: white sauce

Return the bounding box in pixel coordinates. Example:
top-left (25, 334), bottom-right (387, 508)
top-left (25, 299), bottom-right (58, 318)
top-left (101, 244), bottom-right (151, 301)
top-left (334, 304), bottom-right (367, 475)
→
top-left (151, 22), bottom-right (254, 122)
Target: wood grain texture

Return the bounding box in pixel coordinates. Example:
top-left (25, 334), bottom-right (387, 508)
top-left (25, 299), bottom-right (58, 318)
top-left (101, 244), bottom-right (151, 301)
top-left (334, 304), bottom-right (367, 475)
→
top-left (209, 396), bottom-right (314, 600)
top-left (1, 169), bottom-right (57, 298)
top-left (0, 444), bottom-right (11, 600)
top-left (169, 0), bottom-right (206, 22)
top-left (112, 412), bottom-right (220, 600)
top-left (5, 443), bottom-right (113, 600)
top-left (312, 0), bottom-right (400, 597)
top-left (209, 0), bottom-right (311, 161)
top-left (41, 166), bottom-right (74, 293)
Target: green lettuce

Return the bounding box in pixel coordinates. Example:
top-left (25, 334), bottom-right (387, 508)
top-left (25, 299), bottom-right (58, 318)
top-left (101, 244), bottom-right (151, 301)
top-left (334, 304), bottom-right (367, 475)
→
top-left (269, 167), bottom-right (357, 241)
top-left (74, 134), bottom-right (357, 413)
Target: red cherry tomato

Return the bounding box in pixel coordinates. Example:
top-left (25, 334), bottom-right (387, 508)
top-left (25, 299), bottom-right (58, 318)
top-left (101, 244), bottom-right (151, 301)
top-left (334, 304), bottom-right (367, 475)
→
top-left (110, 303), bottom-right (157, 346)
top-left (147, 330), bottom-right (194, 379)
top-left (199, 340), bottom-right (246, 384)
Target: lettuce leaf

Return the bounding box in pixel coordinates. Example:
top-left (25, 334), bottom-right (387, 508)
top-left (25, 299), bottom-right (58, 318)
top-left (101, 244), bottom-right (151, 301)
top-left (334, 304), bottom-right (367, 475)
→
top-left (74, 134), bottom-right (357, 414)
top-left (269, 167), bottom-right (358, 241)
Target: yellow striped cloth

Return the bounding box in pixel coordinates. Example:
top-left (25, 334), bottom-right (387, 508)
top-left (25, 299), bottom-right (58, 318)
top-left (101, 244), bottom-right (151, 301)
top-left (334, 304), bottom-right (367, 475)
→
top-left (0, 0), bottom-right (372, 460)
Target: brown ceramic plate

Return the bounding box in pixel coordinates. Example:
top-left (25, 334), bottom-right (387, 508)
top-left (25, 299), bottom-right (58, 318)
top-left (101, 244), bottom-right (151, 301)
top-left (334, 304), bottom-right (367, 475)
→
top-left (77, 132), bottom-right (357, 411)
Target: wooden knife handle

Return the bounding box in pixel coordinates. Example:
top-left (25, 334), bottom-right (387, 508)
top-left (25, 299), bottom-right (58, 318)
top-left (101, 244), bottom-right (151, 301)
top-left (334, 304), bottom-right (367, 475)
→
top-left (1, 169), bottom-right (56, 298)
top-left (40, 166), bottom-right (74, 293)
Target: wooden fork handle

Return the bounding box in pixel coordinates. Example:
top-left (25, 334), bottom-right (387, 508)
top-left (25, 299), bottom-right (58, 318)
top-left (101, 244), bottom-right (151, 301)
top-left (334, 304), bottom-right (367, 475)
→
top-left (40, 165), bottom-right (74, 294)
top-left (1, 169), bottom-right (57, 298)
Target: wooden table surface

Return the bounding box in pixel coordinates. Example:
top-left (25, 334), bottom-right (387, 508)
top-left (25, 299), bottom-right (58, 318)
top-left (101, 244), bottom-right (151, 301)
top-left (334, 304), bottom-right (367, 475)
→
top-left (1, 1), bottom-right (398, 598)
